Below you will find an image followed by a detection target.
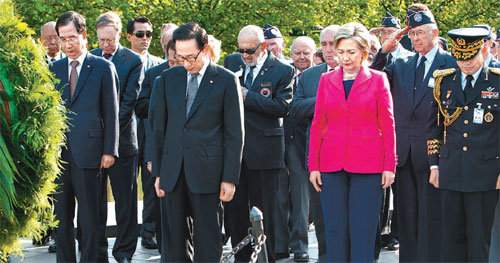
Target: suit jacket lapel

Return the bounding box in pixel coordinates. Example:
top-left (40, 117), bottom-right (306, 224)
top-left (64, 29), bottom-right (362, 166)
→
top-left (112, 46), bottom-right (126, 71)
top-left (57, 58), bottom-right (70, 104)
top-left (405, 54), bottom-right (418, 107)
top-left (328, 68), bottom-right (347, 109)
top-left (251, 53), bottom-right (275, 91)
top-left (186, 63), bottom-right (218, 122)
top-left (70, 54), bottom-right (92, 105)
top-left (414, 49), bottom-right (446, 107)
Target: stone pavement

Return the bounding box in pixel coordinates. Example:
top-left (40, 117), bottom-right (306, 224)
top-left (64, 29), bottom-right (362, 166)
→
top-left (10, 227), bottom-right (399, 263)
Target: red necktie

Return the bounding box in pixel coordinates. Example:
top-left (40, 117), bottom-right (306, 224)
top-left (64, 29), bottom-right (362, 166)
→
top-left (298, 72), bottom-right (302, 78)
top-left (103, 53), bottom-right (112, 60)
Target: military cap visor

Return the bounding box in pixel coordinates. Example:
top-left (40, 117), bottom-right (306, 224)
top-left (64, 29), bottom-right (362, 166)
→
top-left (447, 27), bottom-right (489, 61)
top-left (406, 10), bottom-right (436, 29)
top-left (471, 24), bottom-right (493, 40)
top-left (381, 12), bottom-right (401, 28)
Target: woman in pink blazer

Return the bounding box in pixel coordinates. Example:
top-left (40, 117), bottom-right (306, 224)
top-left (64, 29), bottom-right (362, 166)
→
top-left (308, 22), bottom-right (396, 262)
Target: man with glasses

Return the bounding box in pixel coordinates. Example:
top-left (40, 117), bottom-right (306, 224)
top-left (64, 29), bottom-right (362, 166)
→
top-left (275, 36), bottom-right (315, 262)
top-left (151, 22), bottom-right (244, 261)
top-left (125, 15), bottom-right (164, 251)
top-left (40, 21), bottom-right (66, 64)
top-left (50, 11), bottom-right (119, 262)
top-left (90, 11), bottom-right (144, 263)
top-left (224, 24), bottom-right (294, 262)
top-left (371, 3), bottom-right (457, 262)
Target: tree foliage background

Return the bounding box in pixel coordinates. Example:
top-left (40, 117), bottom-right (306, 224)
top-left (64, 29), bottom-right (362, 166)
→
top-left (12, 0), bottom-right (500, 61)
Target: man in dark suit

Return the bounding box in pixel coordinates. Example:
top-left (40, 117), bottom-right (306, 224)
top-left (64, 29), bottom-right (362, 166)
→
top-left (427, 27), bottom-right (499, 262)
top-left (126, 15), bottom-right (164, 250)
top-left (288, 25), bottom-right (340, 261)
top-left (274, 36), bottom-right (315, 262)
top-left (371, 4), bottom-right (457, 261)
top-left (151, 22), bottom-right (244, 262)
top-left (50, 11), bottom-right (119, 262)
top-left (90, 11), bottom-right (144, 263)
top-left (224, 24), bottom-right (294, 262)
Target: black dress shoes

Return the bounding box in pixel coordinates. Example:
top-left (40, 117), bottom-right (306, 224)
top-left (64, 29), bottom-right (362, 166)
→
top-left (48, 240), bottom-right (56, 253)
top-left (387, 237), bottom-right (399, 251)
top-left (294, 252), bottom-right (309, 262)
top-left (141, 236), bottom-right (158, 249)
top-left (275, 252), bottom-right (290, 260)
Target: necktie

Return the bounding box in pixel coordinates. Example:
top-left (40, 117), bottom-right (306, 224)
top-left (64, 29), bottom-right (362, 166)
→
top-left (464, 75), bottom-right (474, 101)
top-left (186, 73), bottom-right (199, 116)
top-left (103, 53), bottom-right (112, 60)
top-left (69, 60), bottom-right (79, 99)
top-left (245, 66), bottom-right (256, 89)
top-left (413, 56), bottom-right (427, 101)
top-left (51, 58), bottom-right (56, 63)
top-left (388, 53), bottom-right (393, 63)
top-left (298, 72), bottom-right (302, 79)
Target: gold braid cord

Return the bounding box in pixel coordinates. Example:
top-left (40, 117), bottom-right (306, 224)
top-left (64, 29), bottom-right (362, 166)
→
top-left (432, 68), bottom-right (459, 145)
top-left (427, 139), bottom-right (442, 155)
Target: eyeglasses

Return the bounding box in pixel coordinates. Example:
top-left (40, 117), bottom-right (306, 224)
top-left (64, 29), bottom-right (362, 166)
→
top-left (135, 31), bottom-right (152, 38)
top-left (59, 35), bottom-right (79, 44)
top-left (237, 43), bottom-right (262, 54)
top-left (175, 49), bottom-right (203, 63)
top-left (98, 38), bottom-right (117, 44)
top-left (43, 36), bottom-right (60, 43)
top-left (408, 30), bottom-right (431, 38)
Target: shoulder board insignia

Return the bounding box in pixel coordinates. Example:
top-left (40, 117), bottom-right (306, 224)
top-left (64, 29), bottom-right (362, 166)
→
top-left (433, 68), bottom-right (456, 78)
top-left (490, 68), bottom-right (500, 75)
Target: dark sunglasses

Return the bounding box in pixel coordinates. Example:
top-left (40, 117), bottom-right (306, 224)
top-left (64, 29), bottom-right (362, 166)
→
top-left (237, 43), bottom-right (262, 54)
top-left (135, 31), bottom-right (152, 38)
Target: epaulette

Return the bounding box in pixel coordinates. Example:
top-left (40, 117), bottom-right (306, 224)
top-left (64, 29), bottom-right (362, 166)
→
top-left (490, 68), bottom-right (500, 75)
top-left (433, 68), bottom-right (456, 78)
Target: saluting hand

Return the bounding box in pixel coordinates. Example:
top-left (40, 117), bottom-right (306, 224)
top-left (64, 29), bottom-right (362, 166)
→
top-left (310, 171), bottom-right (322, 192)
top-left (155, 177), bottom-right (166, 197)
top-left (429, 168), bottom-right (439, 188)
top-left (100, 154), bottom-right (115, 169)
top-left (381, 26), bottom-right (410, 53)
top-left (496, 174), bottom-right (500, 190)
top-left (382, 171), bottom-right (395, 189)
top-left (220, 182), bottom-right (236, 202)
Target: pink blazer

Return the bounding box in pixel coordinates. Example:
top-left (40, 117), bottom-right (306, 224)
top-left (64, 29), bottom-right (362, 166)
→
top-left (308, 66), bottom-right (396, 174)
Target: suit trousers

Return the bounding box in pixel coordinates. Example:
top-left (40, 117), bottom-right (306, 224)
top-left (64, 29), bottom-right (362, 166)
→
top-left (162, 168), bottom-right (221, 262)
top-left (490, 193), bottom-right (500, 262)
top-left (275, 144), bottom-right (311, 254)
top-left (396, 153), bottom-right (441, 262)
top-left (99, 155), bottom-right (138, 261)
top-left (140, 160), bottom-right (159, 238)
top-left (441, 189), bottom-right (498, 262)
top-left (320, 170), bottom-right (383, 262)
top-left (55, 147), bottom-right (106, 263)
top-left (227, 161), bottom-right (279, 262)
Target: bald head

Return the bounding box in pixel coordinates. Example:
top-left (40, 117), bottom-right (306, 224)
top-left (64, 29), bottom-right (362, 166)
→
top-left (238, 25), bottom-right (265, 43)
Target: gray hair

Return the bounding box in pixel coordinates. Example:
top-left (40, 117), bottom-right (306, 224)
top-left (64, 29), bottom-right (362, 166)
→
top-left (320, 25), bottom-right (341, 43)
top-left (238, 25), bottom-right (265, 43)
top-left (96, 11), bottom-right (122, 31)
top-left (290, 36), bottom-right (316, 53)
top-left (40, 21), bottom-right (56, 36)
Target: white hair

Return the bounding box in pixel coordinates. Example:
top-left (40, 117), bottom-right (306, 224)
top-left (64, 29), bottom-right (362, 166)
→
top-left (290, 36), bottom-right (316, 53)
top-left (40, 21), bottom-right (56, 36)
top-left (238, 25), bottom-right (265, 43)
top-left (320, 25), bottom-right (341, 43)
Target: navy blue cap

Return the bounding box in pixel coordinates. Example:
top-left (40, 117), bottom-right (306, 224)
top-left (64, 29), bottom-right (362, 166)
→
top-left (263, 24), bottom-right (283, 39)
top-left (447, 27), bottom-right (489, 61)
top-left (471, 24), bottom-right (493, 40)
top-left (381, 12), bottom-right (401, 28)
top-left (406, 10), bottom-right (435, 29)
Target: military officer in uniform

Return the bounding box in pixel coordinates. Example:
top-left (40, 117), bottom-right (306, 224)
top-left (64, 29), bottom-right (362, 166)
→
top-left (427, 27), bottom-right (500, 262)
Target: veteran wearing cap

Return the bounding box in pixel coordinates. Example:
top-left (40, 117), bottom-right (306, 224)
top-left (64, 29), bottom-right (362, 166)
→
top-left (370, 3), bottom-right (458, 261)
top-left (263, 24), bottom-right (292, 62)
top-left (426, 27), bottom-right (500, 262)
top-left (472, 25), bottom-right (500, 68)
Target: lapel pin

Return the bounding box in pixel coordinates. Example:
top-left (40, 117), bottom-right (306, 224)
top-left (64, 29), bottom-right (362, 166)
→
top-left (210, 80), bottom-right (213, 84)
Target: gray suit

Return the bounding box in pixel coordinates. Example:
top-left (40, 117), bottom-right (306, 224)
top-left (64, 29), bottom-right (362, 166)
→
top-left (288, 62), bottom-right (329, 257)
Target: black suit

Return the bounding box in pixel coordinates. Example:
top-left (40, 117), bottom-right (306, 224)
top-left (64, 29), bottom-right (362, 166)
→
top-left (372, 47), bottom-right (457, 262)
top-left (50, 52), bottom-right (119, 262)
top-left (427, 66), bottom-right (499, 261)
top-left (224, 52), bottom-right (294, 262)
top-left (151, 62), bottom-right (244, 261)
top-left (289, 63), bottom-right (329, 257)
top-left (135, 61), bottom-right (169, 253)
top-left (90, 45), bottom-right (144, 261)
top-left (136, 53), bottom-right (164, 243)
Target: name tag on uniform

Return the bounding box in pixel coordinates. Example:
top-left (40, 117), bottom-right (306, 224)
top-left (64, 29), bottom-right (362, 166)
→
top-left (473, 107), bottom-right (484, 124)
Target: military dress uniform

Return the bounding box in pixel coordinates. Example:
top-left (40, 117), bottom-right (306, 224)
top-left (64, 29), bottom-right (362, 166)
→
top-left (427, 28), bottom-right (500, 262)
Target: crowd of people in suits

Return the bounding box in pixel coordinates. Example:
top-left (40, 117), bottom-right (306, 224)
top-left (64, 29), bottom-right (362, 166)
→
top-left (34, 2), bottom-right (500, 262)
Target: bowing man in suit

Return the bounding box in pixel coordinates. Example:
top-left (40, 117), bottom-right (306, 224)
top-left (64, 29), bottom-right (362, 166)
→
top-left (370, 4), bottom-right (458, 261)
top-left (151, 22), bottom-right (244, 262)
top-left (224, 25), bottom-right (294, 262)
top-left (90, 11), bottom-right (144, 263)
top-left (50, 11), bottom-right (119, 262)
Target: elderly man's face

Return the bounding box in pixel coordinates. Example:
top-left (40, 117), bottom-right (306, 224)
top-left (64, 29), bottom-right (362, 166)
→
top-left (291, 41), bottom-right (315, 72)
top-left (41, 25), bottom-right (61, 57)
top-left (97, 25), bottom-right (121, 55)
top-left (320, 29), bottom-right (338, 68)
top-left (379, 27), bottom-right (398, 45)
top-left (408, 24), bottom-right (438, 55)
top-left (238, 36), bottom-right (267, 67)
top-left (266, 37), bottom-right (284, 58)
